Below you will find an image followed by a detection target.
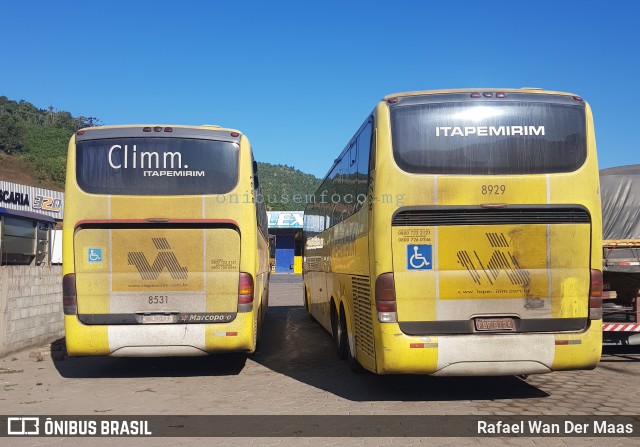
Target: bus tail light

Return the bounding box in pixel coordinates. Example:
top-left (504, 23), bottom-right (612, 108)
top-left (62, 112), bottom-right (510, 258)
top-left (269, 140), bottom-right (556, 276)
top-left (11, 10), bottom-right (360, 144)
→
top-left (63, 273), bottom-right (78, 315)
top-left (238, 272), bottom-right (254, 312)
top-left (589, 269), bottom-right (603, 320)
top-left (375, 273), bottom-right (397, 323)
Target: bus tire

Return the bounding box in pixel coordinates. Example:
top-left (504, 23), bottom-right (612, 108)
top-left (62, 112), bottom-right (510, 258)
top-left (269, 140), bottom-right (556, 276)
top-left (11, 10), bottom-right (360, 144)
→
top-left (331, 300), bottom-right (347, 359)
top-left (254, 308), bottom-right (262, 352)
top-left (304, 287), bottom-right (315, 321)
top-left (341, 306), bottom-right (365, 374)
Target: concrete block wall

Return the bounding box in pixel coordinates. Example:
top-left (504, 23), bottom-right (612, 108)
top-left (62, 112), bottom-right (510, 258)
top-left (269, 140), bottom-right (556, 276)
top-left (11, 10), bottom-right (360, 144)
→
top-left (0, 265), bottom-right (63, 358)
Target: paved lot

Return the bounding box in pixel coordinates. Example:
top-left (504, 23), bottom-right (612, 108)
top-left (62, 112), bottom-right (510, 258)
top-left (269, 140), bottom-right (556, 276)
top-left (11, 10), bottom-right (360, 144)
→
top-left (1, 274), bottom-right (639, 446)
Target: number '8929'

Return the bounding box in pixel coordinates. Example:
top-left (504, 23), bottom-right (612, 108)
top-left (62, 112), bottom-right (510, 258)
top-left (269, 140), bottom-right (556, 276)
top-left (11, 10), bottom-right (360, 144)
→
top-left (481, 185), bottom-right (506, 195)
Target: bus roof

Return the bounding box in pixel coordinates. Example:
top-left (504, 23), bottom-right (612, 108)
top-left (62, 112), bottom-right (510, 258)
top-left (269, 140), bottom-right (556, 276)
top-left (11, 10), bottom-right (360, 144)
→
top-left (75, 124), bottom-right (243, 135)
top-left (382, 88), bottom-right (580, 101)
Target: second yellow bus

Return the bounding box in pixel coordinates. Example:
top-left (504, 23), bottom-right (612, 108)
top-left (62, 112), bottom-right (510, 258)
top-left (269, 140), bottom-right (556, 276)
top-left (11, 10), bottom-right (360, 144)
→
top-left (303, 88), bottom-right (603, 376)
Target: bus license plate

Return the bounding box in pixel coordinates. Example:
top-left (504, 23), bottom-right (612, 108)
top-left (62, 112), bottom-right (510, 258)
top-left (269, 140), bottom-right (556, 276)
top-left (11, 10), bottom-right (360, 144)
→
top-left (141, 314), bottom-right (174, 324)
top-left (475, 317), bottom-right (515, 331)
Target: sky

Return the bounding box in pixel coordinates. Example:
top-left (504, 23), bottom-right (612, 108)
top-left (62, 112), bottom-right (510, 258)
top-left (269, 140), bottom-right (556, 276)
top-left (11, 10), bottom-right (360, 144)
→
top-left (1, 0), bottom-right (639, 178)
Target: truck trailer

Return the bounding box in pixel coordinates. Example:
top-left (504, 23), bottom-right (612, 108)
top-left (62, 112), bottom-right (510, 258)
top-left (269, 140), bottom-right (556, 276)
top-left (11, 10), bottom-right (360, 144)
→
top-left (600, 165), bottom-right (640, 344)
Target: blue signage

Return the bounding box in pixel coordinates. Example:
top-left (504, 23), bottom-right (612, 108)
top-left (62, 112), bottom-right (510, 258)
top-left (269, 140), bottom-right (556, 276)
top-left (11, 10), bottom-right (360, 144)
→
top-left (407, 245), bottom-right (432, 270)
top-left (87, 248), bottom-right (103, 263)
top-left (267, 211), bottom-right (304, 229)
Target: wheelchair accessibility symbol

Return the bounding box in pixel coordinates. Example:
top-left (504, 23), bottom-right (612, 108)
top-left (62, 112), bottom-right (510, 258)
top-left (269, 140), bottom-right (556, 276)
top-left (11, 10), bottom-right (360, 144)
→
top-left (87, 247), bottom-right (103, 263)
top-left (407, 245), bottom-right (432, 270)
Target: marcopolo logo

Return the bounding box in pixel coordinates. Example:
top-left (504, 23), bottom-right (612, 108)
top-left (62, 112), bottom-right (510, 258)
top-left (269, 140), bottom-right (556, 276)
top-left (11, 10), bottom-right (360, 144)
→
top-left (128, 238), bottom-right (188, 280)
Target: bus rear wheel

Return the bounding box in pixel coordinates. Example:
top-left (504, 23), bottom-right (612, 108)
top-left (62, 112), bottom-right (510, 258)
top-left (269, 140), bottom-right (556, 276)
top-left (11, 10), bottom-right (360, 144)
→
top-left (304, 287), bottom-right (315, 321)
top-left (331, 301), bottom-right (347, 359)
top-left (340, 306), bottom-right (365, 374)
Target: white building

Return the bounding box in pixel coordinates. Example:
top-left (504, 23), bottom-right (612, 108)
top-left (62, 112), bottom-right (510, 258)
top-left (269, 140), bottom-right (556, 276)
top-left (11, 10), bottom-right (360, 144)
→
top-left (0, 180), bottom-right (64, 265)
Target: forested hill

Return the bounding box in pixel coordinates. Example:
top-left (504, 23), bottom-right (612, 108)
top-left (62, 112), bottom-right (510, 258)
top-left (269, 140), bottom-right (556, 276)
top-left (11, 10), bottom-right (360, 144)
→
top-left (0, 96), bottom-right (320, 210)
top-left (256, 162), bottom-right (321, 211)
top-left (0, 96), bottom-right (99, 188)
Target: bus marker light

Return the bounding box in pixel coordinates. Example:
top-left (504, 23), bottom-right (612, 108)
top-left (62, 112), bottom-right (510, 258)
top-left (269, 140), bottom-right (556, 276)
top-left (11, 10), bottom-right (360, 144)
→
top-left (387, 97), bottom-right (398, 104)
top-left (470, 92), bottom-right (481, 98)
top-left (231, 132), bottom-right (240, 137)
top-left (483, 92), bottom-right (493, 98)
top-left (214, 332), bottom-right (238, 337)
top-left (164, 127), bottom-right (173, 132)
top-left (143, 127), bottom-right (152, 132)
top-left (496, 92), bottom-right (507, 98)
top-left (555, 340), bottom-right (581, 345)
top-left (589, 269), bottom-right (603, 320)
top-left (154, 126), bottom-right (162, 132)
top-left (76, 130), bottom-right (85, 135)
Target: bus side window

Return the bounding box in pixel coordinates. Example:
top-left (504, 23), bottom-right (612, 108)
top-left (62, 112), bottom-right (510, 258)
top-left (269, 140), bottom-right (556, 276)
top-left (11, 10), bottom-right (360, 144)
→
top-left (355, 119), bottom-right (372, 212)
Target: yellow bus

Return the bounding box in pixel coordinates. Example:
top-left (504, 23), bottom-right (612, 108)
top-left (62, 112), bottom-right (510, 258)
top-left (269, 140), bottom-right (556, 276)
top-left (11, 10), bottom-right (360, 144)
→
top-left (303, 88), bottom-right (603, 376)
top-left (63, 125), bottom-right (269, 356)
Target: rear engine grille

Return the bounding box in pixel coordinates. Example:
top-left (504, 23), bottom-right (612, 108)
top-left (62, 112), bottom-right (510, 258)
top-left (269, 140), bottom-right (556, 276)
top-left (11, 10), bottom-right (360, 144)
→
top-left (392, 206), bottom-right (590, 227)
top-left (352, 276), bottom-right (374, 357)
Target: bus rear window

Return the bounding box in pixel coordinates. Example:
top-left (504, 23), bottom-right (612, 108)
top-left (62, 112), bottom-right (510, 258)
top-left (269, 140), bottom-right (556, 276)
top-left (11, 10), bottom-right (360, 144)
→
top-left (76, 137), bottom-right (239, 195)
top-left (391, 102), bottom-right (586, 175)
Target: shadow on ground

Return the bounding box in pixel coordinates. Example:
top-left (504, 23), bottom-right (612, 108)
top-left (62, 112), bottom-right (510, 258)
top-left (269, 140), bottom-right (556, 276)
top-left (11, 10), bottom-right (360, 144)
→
top-left (600, 344), bottom-right (640, 363)
top-left (251, 304), bottom-right (550, 402)
top-left (50, 338), bottom-right (247, 379)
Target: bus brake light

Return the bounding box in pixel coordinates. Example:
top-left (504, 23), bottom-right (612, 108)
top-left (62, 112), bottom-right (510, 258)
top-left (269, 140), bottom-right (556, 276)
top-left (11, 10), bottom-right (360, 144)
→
top-left (63, 273), bottom-right (78, 315)
top-left (238, 273), bottom-right (254, 312)
top-left (375, 273), bottom-right (397, 323)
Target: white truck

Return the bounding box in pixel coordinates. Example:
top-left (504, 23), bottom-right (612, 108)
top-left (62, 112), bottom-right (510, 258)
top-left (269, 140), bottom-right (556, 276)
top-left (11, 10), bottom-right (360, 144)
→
top-left (600, 165), bottom-right (640, 344)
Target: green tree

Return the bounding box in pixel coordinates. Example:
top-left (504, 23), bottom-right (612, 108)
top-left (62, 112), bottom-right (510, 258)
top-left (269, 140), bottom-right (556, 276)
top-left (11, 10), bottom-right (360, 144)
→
top-left (0, 114), bottom-right (26, 154)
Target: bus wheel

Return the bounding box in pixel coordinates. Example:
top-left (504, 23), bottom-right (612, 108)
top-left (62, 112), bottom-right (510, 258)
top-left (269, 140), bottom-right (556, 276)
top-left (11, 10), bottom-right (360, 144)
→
top-left (304, 287), bottom-right (315, 321)
top-left (331, 301), bottom-right (347, 359)
top-left (341, 306), bottom-right (365, 374)
top-left (254, 308), bottom-right (262, 352)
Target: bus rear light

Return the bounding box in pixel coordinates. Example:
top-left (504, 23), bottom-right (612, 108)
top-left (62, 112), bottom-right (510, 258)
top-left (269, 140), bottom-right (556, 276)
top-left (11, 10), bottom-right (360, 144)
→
top-left (164, 127), bottom-right (173, 132)
top-left (238, 272), bottom-right (254, 312)
top-left (63, 273), bottom-right (78, 315)
top-left (589, 269), bottom-right (603, 320)
top-left (143, 127), bottom-right (152, 132)
top-left (470, 92), bottom-right (481, 98)
top-left (375, 273), bottom-right (397, 323)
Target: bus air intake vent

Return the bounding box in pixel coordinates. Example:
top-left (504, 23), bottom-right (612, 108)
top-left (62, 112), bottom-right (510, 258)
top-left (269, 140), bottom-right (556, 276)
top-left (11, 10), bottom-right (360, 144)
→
top-left (392, 207), bottom-right (591, 227)
top-left (352, 276), bottom-right (375, 358)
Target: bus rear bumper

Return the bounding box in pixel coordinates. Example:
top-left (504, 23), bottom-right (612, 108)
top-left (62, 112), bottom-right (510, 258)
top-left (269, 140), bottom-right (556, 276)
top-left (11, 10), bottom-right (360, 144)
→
top-left (64, 312), bottom-right (256, 357)
top-left (375, 321), bottom-right (602, 376)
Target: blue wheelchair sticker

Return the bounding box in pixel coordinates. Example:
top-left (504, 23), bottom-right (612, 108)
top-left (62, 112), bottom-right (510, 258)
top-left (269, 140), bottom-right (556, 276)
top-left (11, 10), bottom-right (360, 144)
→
top-left (87, 248), bottom-right (103, 263)
top-left (407, 245), bottom-right (432, 270)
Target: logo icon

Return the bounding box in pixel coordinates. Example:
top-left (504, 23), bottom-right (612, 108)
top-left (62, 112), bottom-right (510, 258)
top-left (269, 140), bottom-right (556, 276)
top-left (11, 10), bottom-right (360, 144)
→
top-left (128, 238), bottom-right (188, 280)
top-left (7, 417), bottom-right (40, 435)
top-left (407, 245), bottom-right (432, 270)
top-left (456, 232), bottom-right (530, 286)
top-left (87, 248), bottom-right (103, 263)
